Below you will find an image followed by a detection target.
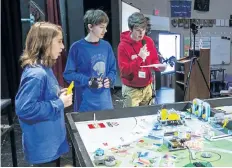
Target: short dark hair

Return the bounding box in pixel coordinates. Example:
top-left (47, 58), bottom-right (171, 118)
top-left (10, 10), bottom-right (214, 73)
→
top-left (83, 9), bottom-right (109, 31)
top-left (128, 12), bottom-right (147, 30)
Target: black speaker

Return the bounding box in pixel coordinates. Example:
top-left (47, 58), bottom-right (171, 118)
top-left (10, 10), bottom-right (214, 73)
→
top-left (229, 19), bottom-right (232, 27)
top-left (194, 0), bottom-right (210, 12)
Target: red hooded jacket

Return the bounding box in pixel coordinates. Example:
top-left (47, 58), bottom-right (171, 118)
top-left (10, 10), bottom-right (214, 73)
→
top-left (117, 31), bottom-right (160, 87)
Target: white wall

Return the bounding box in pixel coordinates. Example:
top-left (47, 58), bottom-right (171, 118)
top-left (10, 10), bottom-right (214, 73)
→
top-left (124, 0), bottom-right (170, 16)
top-left (124, 0), bottom-right (232, 74)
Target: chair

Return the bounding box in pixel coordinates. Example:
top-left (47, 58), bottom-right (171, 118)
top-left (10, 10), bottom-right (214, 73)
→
top-left (220, 74), bottom-right (232, 97)
top-left (224, 73), bottom-right (232, 89)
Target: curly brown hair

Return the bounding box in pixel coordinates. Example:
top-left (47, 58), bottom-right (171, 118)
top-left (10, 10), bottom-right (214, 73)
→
top-left (20, 22), bottom-right (62, 68)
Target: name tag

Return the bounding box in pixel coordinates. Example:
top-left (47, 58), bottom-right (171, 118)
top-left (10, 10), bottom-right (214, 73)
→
top-left (138, 71), bottom-right (146, 78)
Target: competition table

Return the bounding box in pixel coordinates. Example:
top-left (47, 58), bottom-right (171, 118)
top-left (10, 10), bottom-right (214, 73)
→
top-left (66, 97), bottom-right (232, 167)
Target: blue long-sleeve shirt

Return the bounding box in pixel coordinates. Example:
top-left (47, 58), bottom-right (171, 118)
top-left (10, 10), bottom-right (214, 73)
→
top-left (15, 65), bottom-right (69, 164)
top-left (63, 39), bottom-right (117, 112)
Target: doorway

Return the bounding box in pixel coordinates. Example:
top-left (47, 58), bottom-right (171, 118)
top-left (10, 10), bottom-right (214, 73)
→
top-left (159, 33), bottom-right (181, 73)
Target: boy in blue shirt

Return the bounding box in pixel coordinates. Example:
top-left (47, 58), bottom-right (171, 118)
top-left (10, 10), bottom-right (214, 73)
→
top-left (63, 9), bottom-right (117, 112)
top-left (15, 22), bottom-right (73, 166)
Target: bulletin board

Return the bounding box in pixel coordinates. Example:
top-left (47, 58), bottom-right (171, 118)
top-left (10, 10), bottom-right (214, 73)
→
top-left (210, 37), bottom-right (231, 65)
top-left (184, 36), bottom-right (231, 65)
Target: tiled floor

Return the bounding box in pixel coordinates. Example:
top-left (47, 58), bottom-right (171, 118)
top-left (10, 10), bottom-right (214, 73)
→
top-left (1, 87), bottom-right (174, 167)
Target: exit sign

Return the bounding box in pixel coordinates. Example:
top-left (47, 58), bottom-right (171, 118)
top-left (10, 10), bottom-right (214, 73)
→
top-left (153, 9), bottom-right (160, 16)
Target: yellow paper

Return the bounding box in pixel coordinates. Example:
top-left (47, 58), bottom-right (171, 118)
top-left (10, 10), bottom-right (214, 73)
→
top-left (67, 81), bottom-right (74, 95)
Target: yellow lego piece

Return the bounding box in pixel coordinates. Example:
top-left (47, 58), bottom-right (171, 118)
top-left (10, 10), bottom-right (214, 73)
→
top-left (202, 114), bottom-right (206, 119)
top-left (67, 81), bottom-right (74, 95)
top-left (174, 131), bottom-right (178, 137)
top-left (168, 113), bottom-right (180, 121)
top-left (186, 133), bottom-right (191, 140)
top-left (161, 109), bottom-right (168, 120)
top-left (223, 118), bottom-right (229, 128)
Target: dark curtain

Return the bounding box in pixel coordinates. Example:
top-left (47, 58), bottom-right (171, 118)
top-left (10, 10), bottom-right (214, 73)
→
top-left (1, 0), bottom-right (23, 100)
top-left (46, 0), bottom-right (67, 87)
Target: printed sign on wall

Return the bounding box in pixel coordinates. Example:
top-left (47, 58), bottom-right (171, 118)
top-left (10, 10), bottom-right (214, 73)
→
top-left (171, 1), bottom-right (192, 18)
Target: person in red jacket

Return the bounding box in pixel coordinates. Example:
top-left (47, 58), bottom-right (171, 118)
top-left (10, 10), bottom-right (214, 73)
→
top-left (117, 12), bottom-right (166, 107)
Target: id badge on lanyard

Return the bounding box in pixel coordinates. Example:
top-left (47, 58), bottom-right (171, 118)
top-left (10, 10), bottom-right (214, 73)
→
top-left (131, 44), bottom-right (146, 78)
top-left (138, 68), bottom-right (146, 78)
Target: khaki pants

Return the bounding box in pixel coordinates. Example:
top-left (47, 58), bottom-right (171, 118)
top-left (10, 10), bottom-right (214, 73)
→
top-left (32, 158), bottom-right (60, 167)
top-left (122, 84), bottom-right (153, 107)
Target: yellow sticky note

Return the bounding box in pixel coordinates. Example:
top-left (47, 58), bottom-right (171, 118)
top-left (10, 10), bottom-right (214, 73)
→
top-left (67, 81), bottom-right (74, 95)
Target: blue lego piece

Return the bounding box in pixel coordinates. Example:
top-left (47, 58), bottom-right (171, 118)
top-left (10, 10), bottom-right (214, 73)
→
top-left (95, 148), bottom-right (104, 156)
